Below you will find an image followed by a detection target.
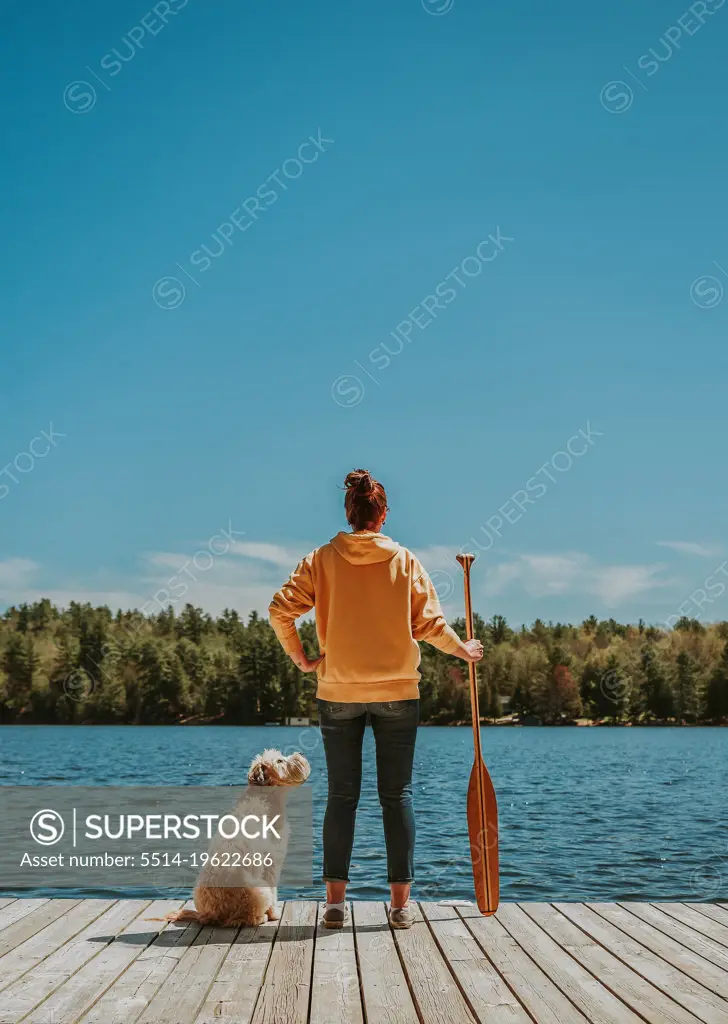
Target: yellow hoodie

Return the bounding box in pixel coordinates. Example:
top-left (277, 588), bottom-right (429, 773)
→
top-left (268, 531), bottom-right (468, 702)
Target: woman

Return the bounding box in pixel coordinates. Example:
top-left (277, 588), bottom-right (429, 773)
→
top-left (269, 469), bottom-right (483, 929)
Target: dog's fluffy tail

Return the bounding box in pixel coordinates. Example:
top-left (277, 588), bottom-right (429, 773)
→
top-left (146, 909), bottom-right (209, 925)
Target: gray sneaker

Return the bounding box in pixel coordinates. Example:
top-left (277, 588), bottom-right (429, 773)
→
top-left (322, 903), bottom-right (347, 929)
top-left (389, 903), bottom-right (416, 929)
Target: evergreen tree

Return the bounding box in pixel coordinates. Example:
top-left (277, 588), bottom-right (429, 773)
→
top-left (674, 651), bottom-right (699, 723)
top-left (131, 640), bottom-right (188, 723)
top-left (48, 631), bottom-right (82, 723)
top-left (29, 598), bottom-right (54, 633)
top-left (535, 647), bottom-right (582, 723)
top-left (639, 644), bottom-right (675, 720)
top-left (488, 615), bottom-right (512, 645)
top-left (16, 604), bottom-right (30, 633)
top-left (705, 642), bottom-right (728, 721)
top-left (177, 604), bottom-right (207, 645)
top-left (579, 659), bottom-right (603, 718)
top-left (628, 664), bottom-right (647, 721)
top-left (511, 677), bottom-right (535, 716)
top-left (1, 633), bottom-right (39, 715)
top-left (218, 608), bottom-right (243, 641)
top-left (417, 643), bottom-right (451, 721)
top-left (155, 606), bottom-right (177, 638)
top-left (602, 655), bottom-right (630, 721)
top-left (82, 664), bottom-right (127, 723)
top-left (674, 617), bottom-right (705, 634)
top-left (175, 638), bottom-right (213, 715)
top-left (206, 648), bottom-right (240, 721)
top-left (239, 614), bottom-right (283, 722)
top-left (485, 679), bottom-right (502, 720)
top-left (531, 618), bottom-right (548, 644)
top-left (436, 665), bottom-right (468, 723)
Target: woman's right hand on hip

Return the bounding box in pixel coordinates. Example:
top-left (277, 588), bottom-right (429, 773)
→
top-left (294, 653), bottom-right (325, 674)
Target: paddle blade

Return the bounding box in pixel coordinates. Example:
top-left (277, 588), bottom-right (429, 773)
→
top-left (467, 760), bottom-right (499, 915)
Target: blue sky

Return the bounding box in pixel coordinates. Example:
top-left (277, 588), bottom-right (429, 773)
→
top-left (2, 0), bottom-right (728, 628)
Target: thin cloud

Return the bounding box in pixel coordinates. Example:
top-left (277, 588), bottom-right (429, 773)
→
top-left (0, 558), bottom-right (39, 588)
top-left (483, 552), bottom-right (671, 608)
top-left (0, 543), bottom-right (308, 620)
top-left (228, 541), bottom-right (310, 568)
top-left (656, 541), bottom-right (721, 557)
top-left (0, 559), bottom-right (146, 613)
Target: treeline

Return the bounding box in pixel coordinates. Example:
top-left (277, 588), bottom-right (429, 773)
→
top-left (1, 601), bottom-right (728, 725)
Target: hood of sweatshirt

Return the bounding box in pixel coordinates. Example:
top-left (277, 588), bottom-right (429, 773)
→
top-left (329, 531), bottom-right (401, 566)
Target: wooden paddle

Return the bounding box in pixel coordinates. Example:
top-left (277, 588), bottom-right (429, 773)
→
top-left (456, 553), bottom-right (499, 915)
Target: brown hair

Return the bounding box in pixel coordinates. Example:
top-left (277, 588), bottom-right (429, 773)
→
top-left (344, 469), bottom-right (388, 531)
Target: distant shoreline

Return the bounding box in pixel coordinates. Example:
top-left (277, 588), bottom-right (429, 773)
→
top-left (3, 601), bottom-right (727, 728)
top-left (0, 719), bottom-right (725, 728)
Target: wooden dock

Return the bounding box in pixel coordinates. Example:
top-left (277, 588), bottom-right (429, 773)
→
top-left (0, 898), bottom-right (727, 1023)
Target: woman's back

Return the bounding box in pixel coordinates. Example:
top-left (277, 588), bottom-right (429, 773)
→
top-left (269, 528), bottom-right (463, 701)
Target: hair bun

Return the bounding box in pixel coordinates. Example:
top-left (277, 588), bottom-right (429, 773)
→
top-left (342, 468), bottom-right (387, 530)
top-left (344, 469), bottom-right (374, 495)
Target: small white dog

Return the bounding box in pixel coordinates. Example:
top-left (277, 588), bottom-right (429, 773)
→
top-left (163, 749), bottom-right (310, 927)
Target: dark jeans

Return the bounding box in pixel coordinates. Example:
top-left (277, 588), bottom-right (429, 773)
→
top-left (317, 698), bottom-right (419, 884)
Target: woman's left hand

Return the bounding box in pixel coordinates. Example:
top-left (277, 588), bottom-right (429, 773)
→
top-left (461, 639), bottom-right (484, 663)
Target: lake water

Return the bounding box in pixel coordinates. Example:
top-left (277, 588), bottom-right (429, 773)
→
top-left (1, 725), bottom-right (726, 903)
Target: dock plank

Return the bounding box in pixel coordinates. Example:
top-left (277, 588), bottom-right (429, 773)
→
top-left (194, 916), bottom-right (279, 1024)
top-left (21, 900), bottom-right (179, 1024)
top-left (0, 900), bottom-right (149, 1022)
top-left (309, 903), bottom-right (363, 1024)
top-left (459, 904), bottom-right (591, 1024)
top-left (81, 903), bottom-right (203, 1024)
top-left (0, 899), bottom-right (81, 960)
top-left (393, 902), bottom-right (477, 1023)
top-left (687, 903), bottom-right (728, 931)
top-left (556, 902), bottom-right (728, 1024)
top-left (137, 920), bottom-right (240, 1024)
top-left (651, 904), bottom-right (728, 949)
top-left (0, 899), bottom-right (111, 994)
top-left (497, 903), bottom-right (643, 1024)
top-left (421, 902), bottom-right (531, 1023)
top-left (618, 904), bottom-right (728, 971)
top-left (522, 902), bottom-right (704, 1024)
top-left (250, 900), bottom-right (317, 1024)
top-left (697, 904), bottom-right (728, 923)
top-left (353, 901), bottom-right (419, 1024)
top-left (588, 902), bottom-right (728, 998)
top-left (0, 898), bottom-right (49, 933)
